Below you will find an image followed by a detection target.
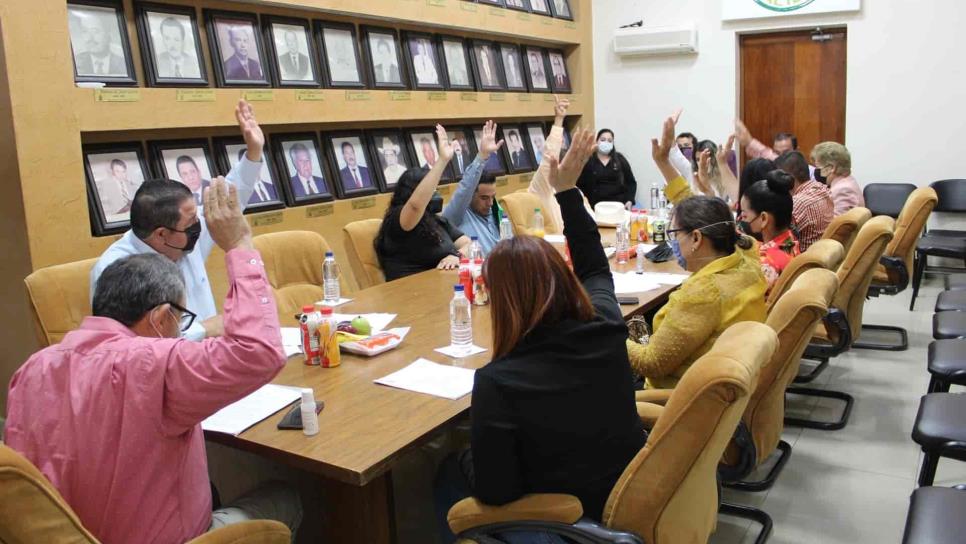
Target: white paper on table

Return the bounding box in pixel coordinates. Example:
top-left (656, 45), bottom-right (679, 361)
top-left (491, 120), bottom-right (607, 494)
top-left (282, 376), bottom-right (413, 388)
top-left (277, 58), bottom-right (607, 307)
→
top-left (202, 384), bottom-right (303, 436)
top-left (374, 358), bottom-right (476, 400)
top-left (639, 272), bottom-right (689, 285)
top-left (280, 327), bottom-right (303, 357)
top-left (543, 234), bottom-right (566, 244)
top-left (612, 271), bottom-right (662, 295)
top-left (635, 243), bottom-right (659, 254)
top-left (434, 344), bottom-right (487, 358)
top-left (330, 313), bottom-right (396, 333)
top-left (315, 298), bottom-right (353, 307)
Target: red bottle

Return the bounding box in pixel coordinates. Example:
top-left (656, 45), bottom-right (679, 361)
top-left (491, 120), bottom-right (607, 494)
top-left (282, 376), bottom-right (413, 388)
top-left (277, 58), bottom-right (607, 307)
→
top-left (458, 258), bottom-right (474, 303)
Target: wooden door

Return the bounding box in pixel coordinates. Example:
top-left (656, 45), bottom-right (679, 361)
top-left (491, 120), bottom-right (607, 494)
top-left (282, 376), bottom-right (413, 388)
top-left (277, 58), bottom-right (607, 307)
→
top-left (739, 28), bottom-right (847, 162)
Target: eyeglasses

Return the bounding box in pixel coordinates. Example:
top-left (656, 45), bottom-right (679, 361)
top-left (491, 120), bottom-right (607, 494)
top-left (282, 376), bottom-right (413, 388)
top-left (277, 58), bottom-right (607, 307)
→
top-left (665, 227), bottom-right (690, 239)
top-left (167, 301), bottom-right (197, 332)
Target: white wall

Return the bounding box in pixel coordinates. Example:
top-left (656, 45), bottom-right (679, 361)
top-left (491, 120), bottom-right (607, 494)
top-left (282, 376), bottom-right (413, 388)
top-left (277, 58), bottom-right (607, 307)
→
top-left (592, 0), bottom-right (966, 208)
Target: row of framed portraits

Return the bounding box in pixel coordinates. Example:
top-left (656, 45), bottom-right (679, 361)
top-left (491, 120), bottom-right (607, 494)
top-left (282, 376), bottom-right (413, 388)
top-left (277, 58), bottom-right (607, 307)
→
top-left (84, 122), bottom-right (568, 236)
top-left (464, 0), bottom-right (574, 20)
top-left (67, 0), bottom-right (573, 93)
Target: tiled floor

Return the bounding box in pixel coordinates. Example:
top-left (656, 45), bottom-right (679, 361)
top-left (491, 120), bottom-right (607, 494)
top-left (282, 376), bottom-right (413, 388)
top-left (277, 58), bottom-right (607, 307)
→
top-left (711, 278), bottom-right (953, 544)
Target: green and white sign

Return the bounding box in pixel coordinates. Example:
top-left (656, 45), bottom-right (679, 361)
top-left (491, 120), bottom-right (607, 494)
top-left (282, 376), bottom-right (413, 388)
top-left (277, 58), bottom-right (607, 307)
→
top-left (723, 0), bottom-right (860, 21)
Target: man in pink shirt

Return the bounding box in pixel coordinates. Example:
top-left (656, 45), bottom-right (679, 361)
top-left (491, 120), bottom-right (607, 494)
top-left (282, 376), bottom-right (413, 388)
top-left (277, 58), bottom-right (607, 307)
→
top-left (735, 119), bottom-right (816, 181)
top-left (811, 141), bottom-right (864, 216)
top-left (4, 178), bottom-right (300, 543)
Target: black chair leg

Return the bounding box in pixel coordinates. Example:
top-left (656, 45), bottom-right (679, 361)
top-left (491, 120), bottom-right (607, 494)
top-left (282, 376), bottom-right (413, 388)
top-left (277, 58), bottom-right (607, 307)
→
top-left (911, 251), bottom-right (927, 311)
top-left (719, 502), bottom-right (773, 544)
top-left (784, 387), bottom-right (854, 431)
top-left (794, 357), bottom-right (829, 384)
top-left (928, 375), bottom-right (951, 394)
top-left (852, 324), bottom-right (909, 351)
top-left (724, 440), bottom-right (793, 492)
top-left (918, 452), bottom-right (939, 487)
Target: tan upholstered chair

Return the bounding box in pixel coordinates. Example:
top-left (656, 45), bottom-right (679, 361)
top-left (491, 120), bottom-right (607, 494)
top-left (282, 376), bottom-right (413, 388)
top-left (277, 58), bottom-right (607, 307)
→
top-left (499, 191), bottom-right (543, 235)
top-left (765, 239), bottom-right (844, 311)
top-left (343, 219), bottom-right (385, 290)
top-left (0, 444), bottom-right (291, 544)
top-left (252, 231), bottom-right (341, 328)
top-left (819, 207), bottom-right (871, 254)
top-left (447, 322), bottom-right (778, 544)
top-left (23, 258), bottom-right (98, 347)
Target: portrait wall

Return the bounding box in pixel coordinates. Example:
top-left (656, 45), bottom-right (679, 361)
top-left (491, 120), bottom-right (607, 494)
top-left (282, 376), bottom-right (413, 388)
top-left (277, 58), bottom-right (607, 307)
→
top-left (317, 21), bottom-right (365, 88)
top-left (263, 16), bottom-right (321, 87)
top-left (470, 40), bottom-right (505, 91)
top-left (205, 10), bottom-right (270, 87)
top-left (438, 36), bottom-right (474, 91)
top-left (135, 2), bottom-right (207, 86)
top-left (149, 139), bottom-right (216, 206)
top-left (523, 46), bottom-right (550, 93)
top-left (323, 131), bottom-right (378, 198)
top-left (367, 130), bottom-right (415, 192)
top-left (361, 26), bottom-right (406, 89)
top-left (547, 49), bottom-right (572, 93)
top-left (525, 123), bottom-right (548, 165)
top-left (499, 43), bottom-right (527, 92)
top-left (271, 133), bottom-right (333, 205)
top-left (67, 0), bottom-right (137, 85)
top-left (83, 142), bottom-right (149, 234)
top-left (500, 124), bottom-right (536, 173)
top-left (404, 31), bottom-right (444, 90)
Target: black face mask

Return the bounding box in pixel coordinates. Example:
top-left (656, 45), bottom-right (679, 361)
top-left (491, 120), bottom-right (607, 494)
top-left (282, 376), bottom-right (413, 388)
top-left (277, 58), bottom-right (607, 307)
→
top-left (164, 220), bottom-right (202, 254)
top-left (814, 166), bottom-right (828, 185)
top-left (427, 192), bottom-right (444, 215)
top-left (738, 220), bottom-right (763, 242)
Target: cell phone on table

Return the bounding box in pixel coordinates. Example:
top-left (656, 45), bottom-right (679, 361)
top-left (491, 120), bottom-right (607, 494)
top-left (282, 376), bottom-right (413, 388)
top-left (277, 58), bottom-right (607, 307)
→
top-left (617, 296), bottom-right (640, 305)
top-left (277, 401), bottom-right (325, 430)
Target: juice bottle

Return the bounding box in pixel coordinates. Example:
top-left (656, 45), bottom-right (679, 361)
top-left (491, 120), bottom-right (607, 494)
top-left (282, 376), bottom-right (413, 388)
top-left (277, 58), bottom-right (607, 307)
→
top-left (319, 306), bottom-right (341, 368)
top-left (629, 208), bottom-right (641, 242)
top-left (299, 305), bottom-right (322, 366)
top-left (532, 208), bottom-right (545, 238)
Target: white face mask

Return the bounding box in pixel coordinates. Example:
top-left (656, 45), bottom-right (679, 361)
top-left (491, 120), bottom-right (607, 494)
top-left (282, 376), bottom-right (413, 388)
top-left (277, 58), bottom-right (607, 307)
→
top-left (598, 141), bottom-right (614, 155)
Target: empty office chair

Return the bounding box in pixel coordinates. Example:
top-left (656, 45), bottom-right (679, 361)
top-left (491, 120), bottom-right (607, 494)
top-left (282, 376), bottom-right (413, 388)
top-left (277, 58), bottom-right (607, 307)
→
top-left (927, 339), bottom-right (966, 393)
top-left (860, 187), bottom-right (938, 349)
top-left (933, 311), bottom-right (966, 340)
top-left (447, 322), bottom-right (777, 544)
top-left (912, 393), bottom-right (966, 487)
top-left (499, 191), bottom-right (544, 236)
top-left (23, 257), bottom-right (98, 347)
top-left (902, 486), bottom-right (966, 544)
top-left (911, 179), bottom-right (966, 310)
top-left (936, 290), bottom-right (966, 312)
top-left (863, 182), bottom-right (917, 219)
top-left (765, 239), bottom-right (844, 312)
top-left (923, 179), bottom-right (966, 238)
top-left (252, 231), bottom-right (340, 327)
top-left (343, 219), bottom-right (385, 289)
top-left (819, 207), bottom-right (872, 255)
top-left (0, 444), bottom-right (291, 544)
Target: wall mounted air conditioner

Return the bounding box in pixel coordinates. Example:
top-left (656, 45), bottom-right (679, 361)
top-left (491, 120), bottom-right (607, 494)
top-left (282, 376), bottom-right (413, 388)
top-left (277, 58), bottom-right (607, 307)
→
top-left (613, 23), bottom-right (698, 57)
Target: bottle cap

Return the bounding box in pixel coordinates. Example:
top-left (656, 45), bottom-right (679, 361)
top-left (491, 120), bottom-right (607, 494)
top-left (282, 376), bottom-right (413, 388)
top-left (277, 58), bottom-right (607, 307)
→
top-left (302, 305), bottom-right (314, 313)
top-left (454, 284), bottom-right (465, 292)
top-left (320, 306), bottom-right (333, 315)
top-left (535, 208), bottom-right (541, 212)
top-left (460, 257), bottom-right (470, 264)
top-left (325, 251), bottom-right (334, 257)
top-left (301, 388), bottom-right (315, 404)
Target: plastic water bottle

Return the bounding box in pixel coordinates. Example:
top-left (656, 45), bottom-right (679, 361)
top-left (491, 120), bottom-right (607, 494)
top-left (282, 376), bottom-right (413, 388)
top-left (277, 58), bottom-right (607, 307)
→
top-left (616, 223), bottom-right (630, 264)
top-left (650, 183), bottom-right (659, 213)
top-left (499, 211), bottom-right (514, 240)
top-left (532, 208), bottom-right (545, 238)
top-left (658, 189), bottom-right (668, 219)
top-left (323, 251), bottom-right (340, 303)
top-left (449, 285), bottom-right (473, 348)
top-left (300, 388), bottom-right (319, 436)
top-left (636, 242), bottom-right (646, 274)
top-left (468, 236), bottom-right (484, 261)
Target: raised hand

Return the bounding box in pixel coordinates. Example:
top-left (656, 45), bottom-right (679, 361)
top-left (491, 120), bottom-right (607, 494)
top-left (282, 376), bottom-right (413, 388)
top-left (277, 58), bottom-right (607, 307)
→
top-left (553, 94), bottom-right (570, 120)
top-left (695, 149), bottom-right (714, 196)
top-left (548, 127), bottom-right (594, 193)
top-left (204, 176), bottom-right (252, 252)
top-left (671, 108), bottom-right (683, 125)
top-left (650, 115), bottom-right (676, 164)
top-left (478, 120), bottom-right (504, 159)
top-left (734, 119), bottom-right (752, 147)
top-left (435, 124), bottom-right (455, 163)
top-left (718, 133), bottom-right (735, 165)
top-left (236, 99), bottom-right (264, 162)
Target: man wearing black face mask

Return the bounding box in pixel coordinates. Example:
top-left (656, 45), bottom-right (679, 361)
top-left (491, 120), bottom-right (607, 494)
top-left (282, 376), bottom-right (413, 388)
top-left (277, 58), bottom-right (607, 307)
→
top-left (90, 99), bottom-right (266, 341)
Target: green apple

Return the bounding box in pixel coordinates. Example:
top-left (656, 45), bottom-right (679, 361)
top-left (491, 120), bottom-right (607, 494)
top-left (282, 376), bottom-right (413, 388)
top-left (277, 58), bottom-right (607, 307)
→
top-left (351, 316), bottom-right (371, 336)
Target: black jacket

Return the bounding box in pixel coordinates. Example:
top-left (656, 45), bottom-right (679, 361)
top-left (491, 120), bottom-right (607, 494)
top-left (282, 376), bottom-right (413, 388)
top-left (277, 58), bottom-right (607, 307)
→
top-left (465, 188), bottom-right (647, 521)
top-left (576, 153), bottom-right (638, 208)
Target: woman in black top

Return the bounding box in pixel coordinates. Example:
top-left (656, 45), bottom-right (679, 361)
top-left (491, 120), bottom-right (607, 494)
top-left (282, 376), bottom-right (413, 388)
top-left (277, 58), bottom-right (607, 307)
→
top-left (435, 129), bottom-right (647, 543)
top-left (374, 125), bottom-right (471, 281)
top-left (576, 128), bottom-right (638, 208)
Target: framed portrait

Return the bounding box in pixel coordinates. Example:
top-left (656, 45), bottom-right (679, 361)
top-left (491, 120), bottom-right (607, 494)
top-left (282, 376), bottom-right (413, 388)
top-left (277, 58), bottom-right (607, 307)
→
top-left (271, 133), bottom-right (334, 205)
top-left (469, 40), bottom-right (505, 92)
top-left (322, 131), bottom-right (379, 199)
top-left (524, 123), bottom-right (548, 166)
top-left (135, 2), bottom-right (207, 87)
top-left (447, 127), bottom-right (479, 181)
top-left (528, 0), bottom-right (553, 16)
top-left (402, 31), bottom-right (444, 90)
top-left (500, 124), bottom-right (536, 174)
top-left (504, 0), bottom-right (531, 13)
top-left (405, 128), bottom-right (455, 183)
top-left (213, 136), bottom-right (285, 214)
top-left (316, 21), bottom-right (365, 88)
top-left (360, 26), bottom-right (406, 90)
top-left (473, 126), bottom-right (508, 176)
top-left (262, 16), bottom-right (322, 88)
top-left (523, 46), bottom-right (551, 93)
top-left (83, 142), bottom-right (149, 235)
top-left (67, 0), bottom-right (137, 86)
top-left (547, 49), bottom-right (572, 93)
top-left (149, 139), bottom-right (216, 206)
top-left (367, 129), bottom-right (415, 192)
top-left (498, 43), bottom-right (527, 92)
top-left (549, 0), bottom-right (574, 20)
top-left (437, 35), bottom-right (475, 91)
top-left (475, 0), bottom-right (506, 6)
top-left (204, 10), bottom-right (270, 87)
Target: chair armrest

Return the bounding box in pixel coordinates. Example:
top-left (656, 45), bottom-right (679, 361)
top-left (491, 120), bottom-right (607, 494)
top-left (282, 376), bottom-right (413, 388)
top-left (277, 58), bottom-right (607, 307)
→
top-left (879, 255), bottom-right (909, 291)
top-left (635, 389), bottom-right (672, 405)
top-left (187, 520), bottom-right (290, 544)
top-left (636, 402), bottom-right (664, 429)
top-left (448, 494), bottom-right (583, 535)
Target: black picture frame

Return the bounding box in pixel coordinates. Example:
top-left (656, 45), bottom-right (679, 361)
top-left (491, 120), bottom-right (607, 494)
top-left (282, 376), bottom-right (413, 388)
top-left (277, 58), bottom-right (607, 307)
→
top-left (469, 40), bottom-right (505, 92)
top-left (148, 138), bottom-right (218, 206)
top-left (271, 133), bottom-right (335, 206)
top-left (134, 2), bottom-right (208, 87)
top-left (315, 20), bottom-right (366, 89)
top-left (360, 26), bottom-right (408, 90)
top-left (262, 16), bottom-right (323, 88)
top-left (500, 124), bottom-right (536, 174)
top-left (204, 9), bottom-right (271, 87)
top-left (402, 31), bottom-right (445, 91)
top-left (523, 46), bottom-right (552, 93)
top-left (83, 142), bottom-right (150, 235)
top-left (322, 130), bottom-right (380, 199)
top-left (547, 49), bottom-right (572, 93)
top-left (405, 128), bottom-right (455, 183)
top-left (67, 0), bottom-right (138, 86)
top-left (437, 35), bottom-right (475, 91)
top-left (504, 0), bottom-right (532, 13)
top-left (212, 136), bottom-right (286, 214)
top-left (523, 122), bottom-right (549, 166)
top-left (367, 129), bottom-right (417, 193)
top-left (446, 126), bottom-right (479, 181)
top-left (528, 0), bottom-right (553, 16)
top-left (472, 125), bottom-right (508, 176)
top-left (475, 0), bottom-right (506, 6)
top-left (549, 0), bottom-right (574, 20)
top-left (498, 43), bottom-right (528, 92)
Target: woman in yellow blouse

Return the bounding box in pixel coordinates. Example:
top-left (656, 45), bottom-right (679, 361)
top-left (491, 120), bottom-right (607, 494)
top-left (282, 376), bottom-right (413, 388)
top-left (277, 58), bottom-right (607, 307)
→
top-left (626, 114), bottom-right (767, 389)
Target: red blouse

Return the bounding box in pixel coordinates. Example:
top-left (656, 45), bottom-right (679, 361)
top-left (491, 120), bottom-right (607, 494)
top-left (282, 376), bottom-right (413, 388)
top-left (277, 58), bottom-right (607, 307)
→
top-left (760, 229), bottom-right (801, 293)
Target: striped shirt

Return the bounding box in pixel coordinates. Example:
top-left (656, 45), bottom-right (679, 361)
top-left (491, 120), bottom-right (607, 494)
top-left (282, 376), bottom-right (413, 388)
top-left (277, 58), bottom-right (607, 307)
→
top-left (792, 180), bottom-right (835, 251)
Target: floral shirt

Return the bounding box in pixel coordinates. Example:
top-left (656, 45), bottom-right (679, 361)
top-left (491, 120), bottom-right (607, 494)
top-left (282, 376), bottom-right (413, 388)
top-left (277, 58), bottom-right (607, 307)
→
top-left (760, 229), bottom-right (801, 293)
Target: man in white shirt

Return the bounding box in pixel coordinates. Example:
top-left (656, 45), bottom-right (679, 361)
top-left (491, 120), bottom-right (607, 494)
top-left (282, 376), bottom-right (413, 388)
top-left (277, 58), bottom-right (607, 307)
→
top-left (412, 40), bottom-right (439, 85)
top-left (156, 17), bottom-right (200, 79)
top-left (90, 100), bottom-right (265, 341)
top-left (74, 15), bottom-right (127, 76)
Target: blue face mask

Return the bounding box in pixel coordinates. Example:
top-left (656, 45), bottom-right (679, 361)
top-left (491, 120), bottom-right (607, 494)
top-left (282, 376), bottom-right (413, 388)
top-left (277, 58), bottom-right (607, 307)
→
top-left (670, 237), bottom-right (687, 269)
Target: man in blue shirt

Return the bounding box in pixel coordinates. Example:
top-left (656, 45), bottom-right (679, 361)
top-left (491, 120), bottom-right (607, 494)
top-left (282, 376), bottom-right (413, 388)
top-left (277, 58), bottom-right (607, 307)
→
top-left (90, 99), bottom-right (265, 341)
top-left (441, 120), bottom-right (504, 254)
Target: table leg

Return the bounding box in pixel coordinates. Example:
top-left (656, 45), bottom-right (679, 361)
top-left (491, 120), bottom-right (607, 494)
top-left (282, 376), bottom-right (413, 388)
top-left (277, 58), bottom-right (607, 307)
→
top-left (319, 472), bottom-right (396, 544)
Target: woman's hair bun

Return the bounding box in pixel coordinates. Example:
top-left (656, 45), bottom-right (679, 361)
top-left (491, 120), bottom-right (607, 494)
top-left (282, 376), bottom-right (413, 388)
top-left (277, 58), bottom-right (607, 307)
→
top-left (765, 169), bottom-right (795, 195)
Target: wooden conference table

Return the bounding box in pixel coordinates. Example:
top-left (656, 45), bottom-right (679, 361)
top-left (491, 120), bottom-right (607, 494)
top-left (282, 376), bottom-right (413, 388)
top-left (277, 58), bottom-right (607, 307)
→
top-left (205, 233), bottom-right (684, 543)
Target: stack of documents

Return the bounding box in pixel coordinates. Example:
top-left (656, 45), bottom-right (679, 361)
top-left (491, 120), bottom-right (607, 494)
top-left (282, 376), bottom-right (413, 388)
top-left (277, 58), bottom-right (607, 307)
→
top-left (375, 358), bottom-right (476, 400)
top-left (202, 384), bottom-right (302, 435)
